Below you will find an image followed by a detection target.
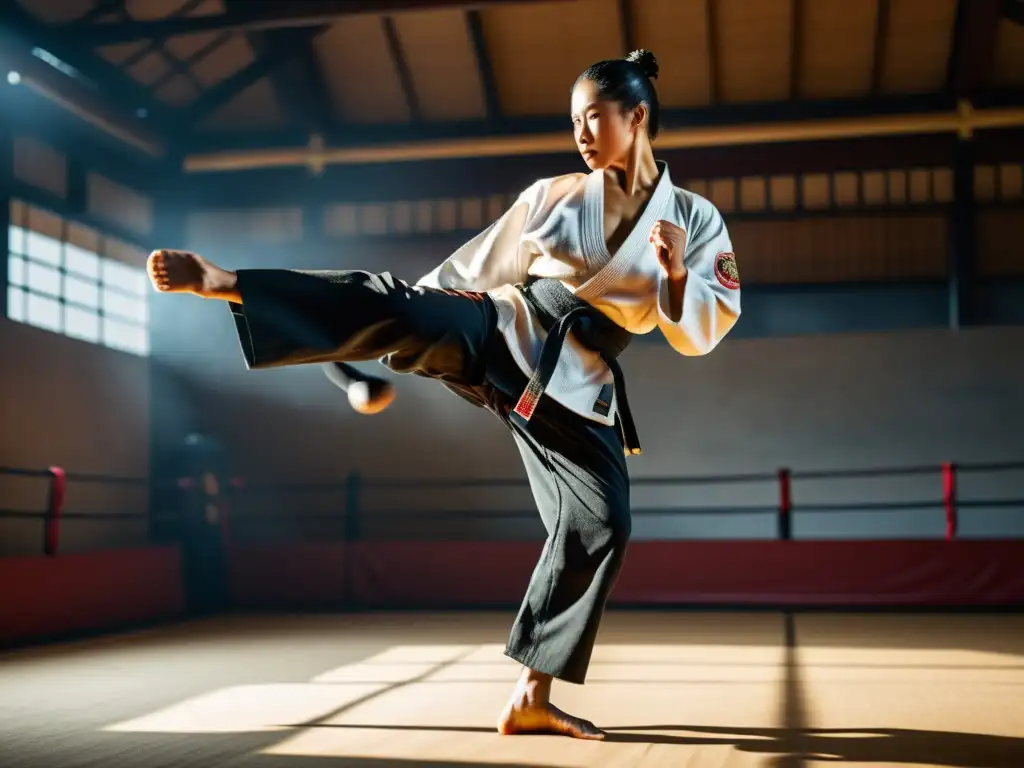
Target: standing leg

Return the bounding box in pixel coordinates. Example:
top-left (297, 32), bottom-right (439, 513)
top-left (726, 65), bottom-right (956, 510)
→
top-left (493, 374), bottom-right (631, 738)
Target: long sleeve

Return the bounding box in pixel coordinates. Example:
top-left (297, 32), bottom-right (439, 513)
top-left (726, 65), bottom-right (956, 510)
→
top-left (416, 182), bottom-right (543, 292)
top-left (656, 199), bottom-right (741, 356)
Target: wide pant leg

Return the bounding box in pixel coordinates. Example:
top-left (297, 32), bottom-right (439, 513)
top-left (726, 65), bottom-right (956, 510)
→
top-left (228, 267), bottom-right (630, 684)
top-left (484, 344), bottom-right (632, 685)
top-left (228, 268), bottom-right (496, 389)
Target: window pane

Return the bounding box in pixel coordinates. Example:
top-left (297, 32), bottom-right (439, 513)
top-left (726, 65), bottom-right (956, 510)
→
top-left (102, 286), bottom-right (148, 323)
top-left (7, 285), bottom-right (26, 322)
top-left (26, 260), bottom-right (62, 297)
top-left (130, 330), bottom-right (149, 356)
top-left (103, 316), bottom-right (148, 355)
top-left (26, 231), bottom-right (62, 266)
top-left (101, 259), bottom-right (146, 295)
top-left (64, 305), bottom-right (100, 343)
top-left (8, 253), bottom-right (25, 286)
top-left (8, 225), bottom-right (26, 256)
top-left (26, 291), bottom-right (62, 332)
top-left (65, 243), bottom-right (100, 279)
top-left (65, 273), bottom-right (100, 309)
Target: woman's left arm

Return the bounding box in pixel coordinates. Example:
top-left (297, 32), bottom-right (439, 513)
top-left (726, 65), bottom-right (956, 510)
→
top-left (650, 201), bottom-right (741, 356)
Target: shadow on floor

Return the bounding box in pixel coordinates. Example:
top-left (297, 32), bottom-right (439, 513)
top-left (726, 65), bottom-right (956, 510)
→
top-left (607, 725), bottom-right (1024, 767)
top-left (295, 722), bottom-right (1024, 768)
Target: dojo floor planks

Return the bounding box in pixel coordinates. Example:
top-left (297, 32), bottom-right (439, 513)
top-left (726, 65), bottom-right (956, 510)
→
top-left (3, 611), bottom-right (1024, 767)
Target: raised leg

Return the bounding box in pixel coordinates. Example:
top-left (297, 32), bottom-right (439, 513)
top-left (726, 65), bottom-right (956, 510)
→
top-left (147, 250), bottom-right (497, 412)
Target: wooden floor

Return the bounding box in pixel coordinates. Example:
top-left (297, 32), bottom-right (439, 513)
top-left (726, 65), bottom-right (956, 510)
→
top-left (2, 611), bottom-right (1024, 767)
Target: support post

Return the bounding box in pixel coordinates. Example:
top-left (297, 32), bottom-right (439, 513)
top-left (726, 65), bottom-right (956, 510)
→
top-left (942, 462), bottom-right (958, 540)
top-left (0, 119), bottom-right (11, 319)
top-left (777, 468), bottom-right (792, 540)
top-left (44, 466), bottom-right (67, 556)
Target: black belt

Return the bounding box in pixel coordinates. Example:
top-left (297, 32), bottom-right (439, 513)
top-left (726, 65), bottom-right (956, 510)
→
top-left (510, 278), bottom-right (641, 456)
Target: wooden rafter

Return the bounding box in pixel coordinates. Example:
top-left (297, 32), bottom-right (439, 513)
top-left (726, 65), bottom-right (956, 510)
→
top-left (225, 0), bottom-right (334, 133)
top-left (382, 16), bottom-right (421, 123)
top-left (1004, 0), bottom-right (1024, 25)
top-left (466, 10), bottom-right (501, 121)
top-left (870, 0), bottom-right (891, 95)
top-left (618, 0), bottom-right (636, 55)
top-left (0, 0), bottom-right (180, 135)
top-left (179, 26), bottom-right (331, 127)
top-left (706, 0), bottom-right (720, 104)
top-left (111, 0), bottom-right (209, 99)
top-left (148, 31), bottom-right (234, 94)
top-left (790, 0), bottom-right (803, 100)
top-left (67, 0), bottom-right (575, 44)
top-left (947, 0), bottom-right (1003, 98)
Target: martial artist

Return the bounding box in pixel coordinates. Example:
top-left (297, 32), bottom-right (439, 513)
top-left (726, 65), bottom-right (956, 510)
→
top-left (147, 49), bottom-right (741, 739)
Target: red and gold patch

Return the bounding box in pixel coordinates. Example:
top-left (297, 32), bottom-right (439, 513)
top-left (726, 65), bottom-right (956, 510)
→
top-left (714, 251), bottom-right (740, 289)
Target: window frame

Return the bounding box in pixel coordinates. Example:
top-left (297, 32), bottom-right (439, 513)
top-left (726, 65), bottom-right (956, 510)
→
top-left (6, 199), bottom-right (150, 357)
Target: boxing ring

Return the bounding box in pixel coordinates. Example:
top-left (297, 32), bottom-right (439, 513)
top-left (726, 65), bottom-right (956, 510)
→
top-left (2, 460), bottom-right (1024, 766)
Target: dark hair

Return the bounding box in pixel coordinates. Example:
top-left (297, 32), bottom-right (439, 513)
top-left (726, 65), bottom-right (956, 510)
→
top-left (574, 49), bottom-right (661, 139)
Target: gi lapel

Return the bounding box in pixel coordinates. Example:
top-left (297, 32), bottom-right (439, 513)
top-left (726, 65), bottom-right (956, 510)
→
top-left (576, 160), bottom-right (674, 302)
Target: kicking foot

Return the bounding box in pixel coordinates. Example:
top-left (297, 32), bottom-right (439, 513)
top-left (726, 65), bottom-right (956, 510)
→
top-left (497, 699), bottom-right (605, 740)
top-left (347, 378), bottom-right (396, 415)
top-left (147, 250), bottom-right (239, 301)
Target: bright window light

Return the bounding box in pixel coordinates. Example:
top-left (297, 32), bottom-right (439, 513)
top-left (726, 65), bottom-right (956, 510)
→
top-left (6, 201), bottom-right (150, 357)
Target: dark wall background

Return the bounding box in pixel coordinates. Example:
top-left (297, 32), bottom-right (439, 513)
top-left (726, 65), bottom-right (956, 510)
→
top-left (153, 212), bottom-right (1024, 543)
top-left (2, 89), bottom-right (1023, 553)
top-left (0, 97), bottom-right (156, 556)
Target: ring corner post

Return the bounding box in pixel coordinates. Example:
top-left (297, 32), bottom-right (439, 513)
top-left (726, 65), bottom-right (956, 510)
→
top-left (777, 468), bottom-right (792, 541)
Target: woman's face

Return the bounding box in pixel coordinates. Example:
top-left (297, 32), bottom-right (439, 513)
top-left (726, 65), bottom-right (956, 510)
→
top-left (570, 78), bottom-right (642, 171)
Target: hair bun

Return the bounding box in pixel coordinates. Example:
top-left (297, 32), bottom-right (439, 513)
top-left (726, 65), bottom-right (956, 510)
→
top-left (626, 49), bottom-right (659, 80)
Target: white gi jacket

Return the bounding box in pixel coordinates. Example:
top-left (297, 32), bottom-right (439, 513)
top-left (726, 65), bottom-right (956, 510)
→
top-left (417, 161), bottom-right (741, 426)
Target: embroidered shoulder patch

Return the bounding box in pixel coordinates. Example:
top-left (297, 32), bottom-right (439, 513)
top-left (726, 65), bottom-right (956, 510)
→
top-left (714, 252), bottom-right (740, 289)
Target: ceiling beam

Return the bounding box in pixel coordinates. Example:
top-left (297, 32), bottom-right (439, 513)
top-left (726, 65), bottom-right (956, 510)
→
top-left (183, 96), bottom-right (1024, 173)
top-left (466, 10), bottom-right (501, 121)
top-left (227, 0), bottom-right (335, 136)
top-left (110, 0), bottom-right (209, 103)
top-left (947, 0), bottom-right (1003, 98)
top-left (706, 0), bottom-right (721, 104)
top-left (79, 0), bottom-right (127, 24)
top-left (148, 30), bottom-right (233, 95)
top-left (179, 26), bottom-right (330, 127)
top-left (0, 44), bottom-right (166, 157)
top-left (789, 0), bottom-right (803, 99)
top-left (68, 0), bottom-right (574, 45)
top-left (183, 91), bottom-right (970, 154)
top-left (0, 1), bottom-right (181, 135)
top-left (382, 16), bottom-right (422, 123)
top-left (870, 0), bottom-right (891, 95)
top-left (174, 133), bottom-right (967, 209)
top-left (1004, 0), bottom-right (1024, 25)
top-left (618, 0), bottom-right (636, 55)
top-left (268, 38), bottom-right (336, 133)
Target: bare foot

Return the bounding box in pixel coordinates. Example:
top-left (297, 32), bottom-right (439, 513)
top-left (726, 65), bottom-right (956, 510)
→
top-left (147, 250), bottom-right (239, 301)
top-left (497, 696), bottom-right (605, 740)
top-left (347, 379), bottom-right (396, 415)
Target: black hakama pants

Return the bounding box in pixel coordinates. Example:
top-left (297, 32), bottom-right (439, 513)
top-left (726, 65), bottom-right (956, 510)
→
top-left (229, 269), bottom-right (631, 684)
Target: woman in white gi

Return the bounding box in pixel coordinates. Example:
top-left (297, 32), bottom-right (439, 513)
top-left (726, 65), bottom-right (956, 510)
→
top-left (148, 49), bottom-right (741, 739)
